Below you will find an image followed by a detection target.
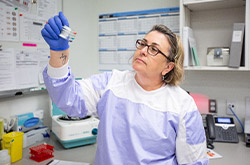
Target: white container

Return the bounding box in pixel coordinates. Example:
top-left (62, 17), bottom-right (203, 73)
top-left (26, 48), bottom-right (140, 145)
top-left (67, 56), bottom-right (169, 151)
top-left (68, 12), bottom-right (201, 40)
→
top-left (207, 47), bottom-right (230, 66)
top-left (0, 149), bottom-right (11, 165)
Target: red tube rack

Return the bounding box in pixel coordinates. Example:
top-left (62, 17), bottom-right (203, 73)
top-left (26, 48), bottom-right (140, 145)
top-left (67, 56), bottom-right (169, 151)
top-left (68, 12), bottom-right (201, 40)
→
top-left (29, 143), bottom-right (54, 162)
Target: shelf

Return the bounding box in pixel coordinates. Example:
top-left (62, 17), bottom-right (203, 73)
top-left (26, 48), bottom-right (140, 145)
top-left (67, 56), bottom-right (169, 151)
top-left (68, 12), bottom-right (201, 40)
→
top-left (184, 66), bottom-right (249, 71)
top-left (180, 0), bottom-right (249, 71)
top-left (184, 0), bottom-right (245, 11)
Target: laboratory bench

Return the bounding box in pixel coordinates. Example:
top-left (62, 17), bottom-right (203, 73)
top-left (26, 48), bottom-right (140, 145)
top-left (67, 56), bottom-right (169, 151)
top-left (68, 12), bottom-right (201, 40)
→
top-left (210, 135), bottom-right (250, 165)
top-left (12, 133), bottom-right (250, 165)
top-left (13, 133), bottom-right (97, 165)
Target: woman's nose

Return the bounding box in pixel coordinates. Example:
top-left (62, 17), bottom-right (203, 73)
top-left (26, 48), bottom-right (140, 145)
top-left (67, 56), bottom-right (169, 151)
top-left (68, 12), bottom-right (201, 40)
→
top-left (140, 46), bottom-right (148, 56)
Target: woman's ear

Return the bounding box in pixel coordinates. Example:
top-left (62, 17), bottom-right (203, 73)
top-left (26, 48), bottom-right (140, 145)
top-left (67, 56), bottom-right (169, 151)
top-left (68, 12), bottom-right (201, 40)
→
top-left (162, 62), bottom-right (175, 76)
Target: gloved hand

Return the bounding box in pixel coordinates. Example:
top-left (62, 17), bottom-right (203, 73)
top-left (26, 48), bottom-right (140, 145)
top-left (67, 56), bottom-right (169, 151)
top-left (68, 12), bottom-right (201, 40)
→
top-left (41, 11), bottom-right (70, 51)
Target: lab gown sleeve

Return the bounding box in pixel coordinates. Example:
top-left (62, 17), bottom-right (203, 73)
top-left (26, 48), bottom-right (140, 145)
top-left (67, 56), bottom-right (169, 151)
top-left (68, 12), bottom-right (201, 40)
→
top-left (175, 97), bottom-right (209, 165)
top-left (43, 64), bottom-right (112, 117)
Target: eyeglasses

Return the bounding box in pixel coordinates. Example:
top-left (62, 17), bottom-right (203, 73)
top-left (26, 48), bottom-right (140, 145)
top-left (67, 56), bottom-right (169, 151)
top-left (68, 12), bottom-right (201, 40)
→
top-left (135, 39), bottom-right (173, 62)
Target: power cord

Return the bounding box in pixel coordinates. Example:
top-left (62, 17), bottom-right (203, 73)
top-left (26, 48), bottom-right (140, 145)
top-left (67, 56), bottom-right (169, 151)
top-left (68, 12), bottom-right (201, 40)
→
top-left (228, 105), bottom-right (244, 134)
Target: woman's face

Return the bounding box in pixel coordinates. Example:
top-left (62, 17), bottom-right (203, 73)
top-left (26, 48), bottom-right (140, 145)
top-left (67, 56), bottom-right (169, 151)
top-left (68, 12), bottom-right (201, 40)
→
top-left (132, 31), bottom-right (171, 78)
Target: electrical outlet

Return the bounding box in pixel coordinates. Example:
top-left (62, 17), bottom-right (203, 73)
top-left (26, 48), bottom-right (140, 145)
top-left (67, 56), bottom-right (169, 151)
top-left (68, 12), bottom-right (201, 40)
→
top-left (226, 100), bottom-right (236, 115)
top-left (209, 99), bottom-right (217, 113)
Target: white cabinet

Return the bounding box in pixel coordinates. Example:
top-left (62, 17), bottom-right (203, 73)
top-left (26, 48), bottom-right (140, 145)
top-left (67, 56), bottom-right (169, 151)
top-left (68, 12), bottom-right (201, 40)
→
top-left (180, 0), bottom-right (250, 71)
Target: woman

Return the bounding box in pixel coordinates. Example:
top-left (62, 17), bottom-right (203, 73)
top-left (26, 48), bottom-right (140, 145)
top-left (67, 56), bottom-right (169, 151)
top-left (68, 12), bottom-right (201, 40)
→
top-left (42, 12), bottom-right (208, 165)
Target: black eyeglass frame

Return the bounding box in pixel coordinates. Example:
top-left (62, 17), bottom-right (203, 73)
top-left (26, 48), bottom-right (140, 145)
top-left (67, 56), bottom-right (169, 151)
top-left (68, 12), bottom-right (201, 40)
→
top-left (135, 39), bottom-right (173, 62)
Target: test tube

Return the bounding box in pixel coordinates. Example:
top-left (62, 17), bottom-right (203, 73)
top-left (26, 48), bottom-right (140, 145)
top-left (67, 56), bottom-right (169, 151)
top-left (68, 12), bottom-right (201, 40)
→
top-left (59, 25), bottom-right (77, 42)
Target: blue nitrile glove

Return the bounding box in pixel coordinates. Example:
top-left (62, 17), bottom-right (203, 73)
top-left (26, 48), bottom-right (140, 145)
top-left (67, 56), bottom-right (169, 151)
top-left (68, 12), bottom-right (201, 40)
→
top-left (41, 11), bottom-right (70, 51)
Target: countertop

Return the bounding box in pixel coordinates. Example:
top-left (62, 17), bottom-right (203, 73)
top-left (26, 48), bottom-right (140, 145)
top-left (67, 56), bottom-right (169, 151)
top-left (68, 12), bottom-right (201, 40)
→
top-left (12, 133), bottom-right (250, 165)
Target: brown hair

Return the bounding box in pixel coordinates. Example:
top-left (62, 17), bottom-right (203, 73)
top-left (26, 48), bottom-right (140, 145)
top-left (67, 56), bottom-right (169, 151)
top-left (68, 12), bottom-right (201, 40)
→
top-left (149, 24), bottom-right (184, 86)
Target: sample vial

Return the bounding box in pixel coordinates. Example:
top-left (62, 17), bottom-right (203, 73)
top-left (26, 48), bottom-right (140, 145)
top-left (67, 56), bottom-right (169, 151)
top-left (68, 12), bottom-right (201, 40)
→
top-left (59, 25), bottom-right (76, 42)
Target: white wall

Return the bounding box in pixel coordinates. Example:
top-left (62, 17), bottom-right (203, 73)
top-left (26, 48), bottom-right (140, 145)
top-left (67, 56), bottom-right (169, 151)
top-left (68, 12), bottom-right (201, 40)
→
top-left (63, 0), bottom-right (179, 78)
top-left (1, 0), bottom-right (249, 132)
top-left (182, 70), bottom-right (250, 131)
